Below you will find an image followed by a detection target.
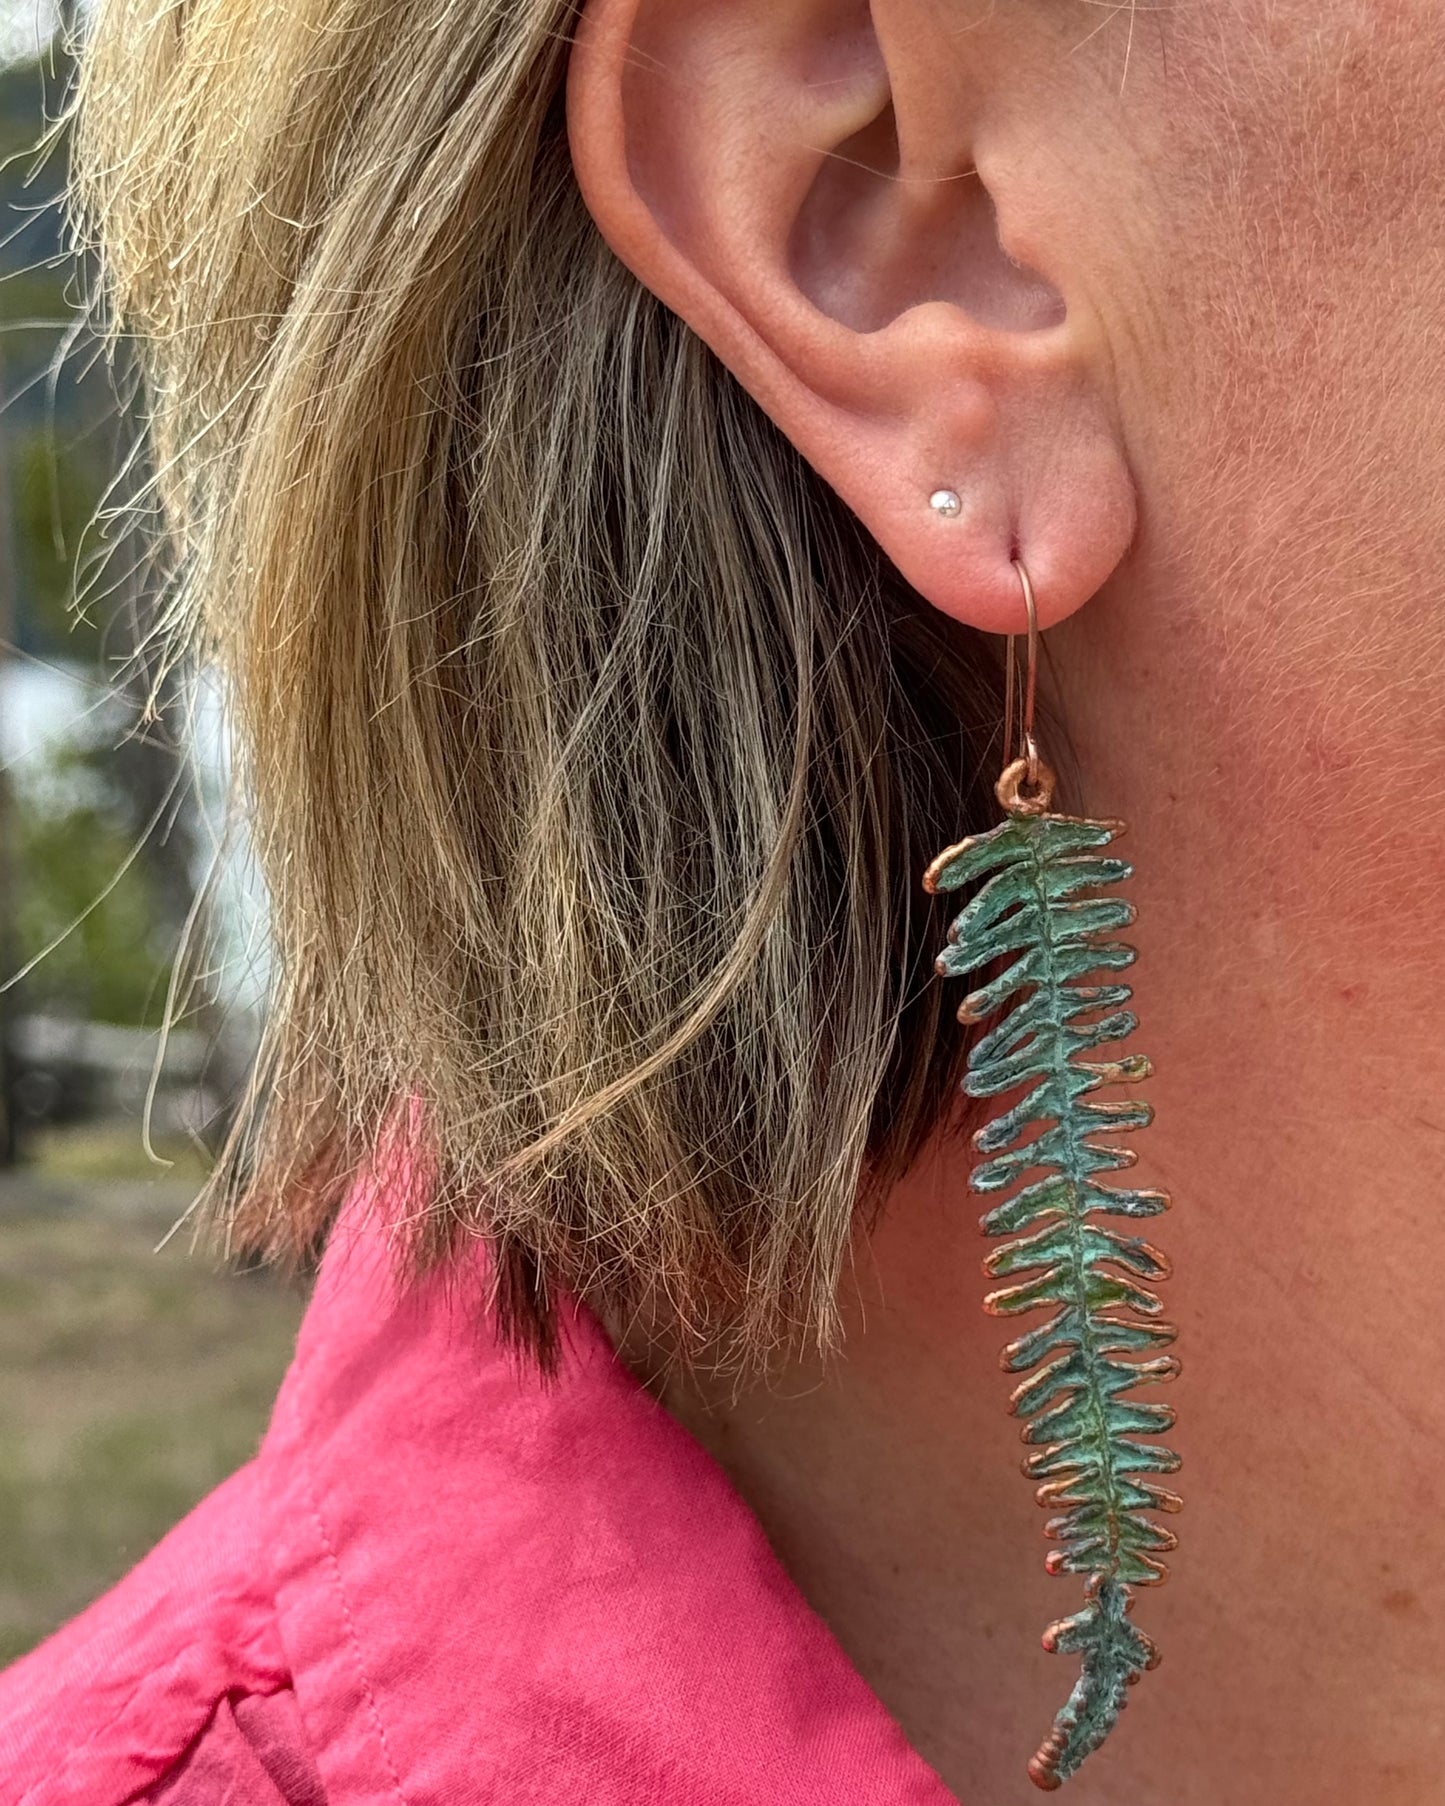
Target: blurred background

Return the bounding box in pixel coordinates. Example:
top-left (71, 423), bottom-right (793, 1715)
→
top-left (0, 10), bottom-right (305, 1666)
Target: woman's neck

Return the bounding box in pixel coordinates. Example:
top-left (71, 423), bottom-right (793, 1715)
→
top-left (658, 592), bottom-right (1445, 1803)
top-left (662, 1026), bottom-right (1445, 1803)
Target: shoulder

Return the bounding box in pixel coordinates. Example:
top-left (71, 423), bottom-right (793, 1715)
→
top-left (0, 1187), bottom-right (414, 1806)
top-left (0, 1461), bottom-right (293, 1806)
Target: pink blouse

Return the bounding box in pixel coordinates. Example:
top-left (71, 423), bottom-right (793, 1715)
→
top-left (0, 1176), bottom-right (957, 1804)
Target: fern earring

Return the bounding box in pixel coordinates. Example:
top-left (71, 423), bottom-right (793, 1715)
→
top-left (922, 558), bottom-right (1181, 1791)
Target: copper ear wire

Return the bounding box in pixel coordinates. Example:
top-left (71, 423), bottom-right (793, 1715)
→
top-left (998, 558), bottom-right (1056, 816)
top-left (1003, 557), bottom-right (1039, 778)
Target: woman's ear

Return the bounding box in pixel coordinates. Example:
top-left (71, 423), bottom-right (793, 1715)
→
top-left (566, 0), bottom-right (1136, 633)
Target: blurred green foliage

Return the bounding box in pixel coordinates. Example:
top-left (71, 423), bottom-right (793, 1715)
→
top-left (13, 433), bottom-right (107, 662)
top-left (1, 41), bottom-right (183, 1031)
top-left (14, 743), bottom-right (171, 1025)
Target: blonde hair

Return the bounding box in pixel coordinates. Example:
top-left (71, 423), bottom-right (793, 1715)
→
top-left (70, 0), bottom-right (1001, 1364)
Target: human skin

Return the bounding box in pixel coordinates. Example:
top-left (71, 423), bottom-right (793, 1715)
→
top-left (567, 3), bottom-right (1445, 1800)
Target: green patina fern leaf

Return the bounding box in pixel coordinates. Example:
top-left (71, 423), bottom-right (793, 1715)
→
top-left (924, 807), bottom-right (1181, 1791)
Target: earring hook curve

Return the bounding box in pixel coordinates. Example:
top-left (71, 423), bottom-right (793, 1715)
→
top-left (998, 557), bottom-right (1055, 815)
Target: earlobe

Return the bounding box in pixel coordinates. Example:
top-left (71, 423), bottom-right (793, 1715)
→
top-left (567, 0), bottom-right (1136, 633)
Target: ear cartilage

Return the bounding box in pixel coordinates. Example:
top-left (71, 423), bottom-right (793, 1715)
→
top-left (929, 488), bottom-right (962, 518)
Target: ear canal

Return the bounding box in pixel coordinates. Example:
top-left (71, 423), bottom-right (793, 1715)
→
top-left (790, 133), bottom-right (1067, 337)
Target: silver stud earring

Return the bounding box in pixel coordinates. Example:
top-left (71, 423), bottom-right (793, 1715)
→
top-left (929, 488), bottom-right (962, 518)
